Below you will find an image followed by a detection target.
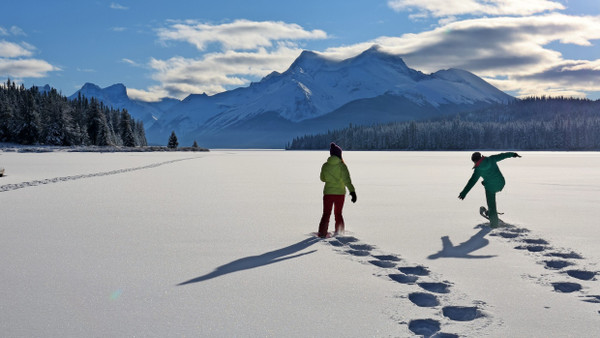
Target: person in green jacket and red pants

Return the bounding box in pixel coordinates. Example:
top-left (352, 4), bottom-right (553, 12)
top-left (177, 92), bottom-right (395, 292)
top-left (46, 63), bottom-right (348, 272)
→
top-left (458, 151), bottom-right (521, 227)
top-left (318, 143), bottom-right (357, 238)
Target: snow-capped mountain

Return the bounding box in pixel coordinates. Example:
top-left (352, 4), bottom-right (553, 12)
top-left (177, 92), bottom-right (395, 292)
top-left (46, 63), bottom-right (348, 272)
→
top-left (68, 83), bottom-right (180, 129)
top-left (69, 46), bottom-right (513, 147)
top-left (154, 45), bottom-right (513, 147)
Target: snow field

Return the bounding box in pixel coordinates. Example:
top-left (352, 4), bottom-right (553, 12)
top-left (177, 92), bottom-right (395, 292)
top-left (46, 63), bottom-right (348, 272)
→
top-left (1, 150), bottom-right (599, 337)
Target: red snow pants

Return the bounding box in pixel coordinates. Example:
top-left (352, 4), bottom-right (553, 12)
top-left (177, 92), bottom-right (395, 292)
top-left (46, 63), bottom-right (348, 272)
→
top-left (318, 194), bottom-right (345, 237)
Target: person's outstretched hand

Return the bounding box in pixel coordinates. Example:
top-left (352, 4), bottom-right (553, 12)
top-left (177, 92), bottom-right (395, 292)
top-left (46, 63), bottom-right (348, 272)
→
top-left (350, 191), bottom-right (357, 203)
top-left (513, 153), bottom-right (522, 158)
top-left (458, 192), bottom-right (466, 200)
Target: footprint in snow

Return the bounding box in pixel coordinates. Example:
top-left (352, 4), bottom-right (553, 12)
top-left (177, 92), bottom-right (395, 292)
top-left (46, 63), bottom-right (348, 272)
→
top-left (408, 319), bottom-right (440, 337)
top-left (493, 231), bottom-right (520, 239)
top-left (349, 243), bottom-right (375, 251)
top-left (552, 282), bottom-right (582, 293)
top-left (545, 251), bottom-right (583, 259)
top-left (389, 273), bottom-right (419, 284)
top-left (515, 244), bottom-right (546, 252)
top-left (369, 260), bottom-right (397, 268)
top-left (544, 260), bottom-right (574, 270)
top-left (442, 306), bottom-right (482, 321)
top-left (399, 265), bottom-right (430, 276)
top-left (334, 236), bottom-right (359, 245)
top-left (372, 254), bottom-right (401, 262)
top-left (418, 282), bottom-right (452, 294)
top-left (565, 270), bottom-right (596, 281)
top-left (327, 240), bottom-right (345, 248)
top-left (409, 292), bottom-right (440, 307)
top-left (346, 249), bottom-right (370, 257)
top-left (523, 238), bottom-right (549, 245)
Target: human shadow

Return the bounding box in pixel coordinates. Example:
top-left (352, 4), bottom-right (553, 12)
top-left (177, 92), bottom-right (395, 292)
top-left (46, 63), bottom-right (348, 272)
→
top-left (178, 237), bottom-right (319, 286)
top-left (428, 225), bottom-right (496, 259)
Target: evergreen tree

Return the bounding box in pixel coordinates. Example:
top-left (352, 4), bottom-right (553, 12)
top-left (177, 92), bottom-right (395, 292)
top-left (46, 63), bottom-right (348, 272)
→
top-left (133, 120), bottom-right (147, 147)
top-left (15, 88), bottom-right (41, 144)
top-left (167, 131), bottom-right (178, 149)
top-left (87, 99), bottom-right (111, 146)
top-left (119, 110), bottom-right (136, 147)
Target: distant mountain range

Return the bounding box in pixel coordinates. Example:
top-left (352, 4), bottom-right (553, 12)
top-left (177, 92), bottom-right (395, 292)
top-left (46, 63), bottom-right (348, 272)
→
top-left (68, 45), bottom-right (515, 148)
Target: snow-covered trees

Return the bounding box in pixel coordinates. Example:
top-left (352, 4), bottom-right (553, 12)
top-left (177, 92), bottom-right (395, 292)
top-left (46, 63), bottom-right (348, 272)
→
top-left (0, 79), bottom-right (147, 146)
top-left (287, 97), bottom-right (600, 151)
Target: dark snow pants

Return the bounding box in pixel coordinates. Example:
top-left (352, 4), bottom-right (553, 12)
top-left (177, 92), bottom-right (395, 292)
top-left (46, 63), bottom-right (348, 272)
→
top-left (319, 194), bottom-right (345, 237)
top-left (485, 189), bottom-right (499, 227)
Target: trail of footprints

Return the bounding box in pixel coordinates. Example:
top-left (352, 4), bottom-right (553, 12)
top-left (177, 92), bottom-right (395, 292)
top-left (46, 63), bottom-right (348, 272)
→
top-left (489, 224), bottom-right (600, 307)
top-left (326, 235), bottom-right (491, 337)
top-left (0, 157), bottom-right (200, 193)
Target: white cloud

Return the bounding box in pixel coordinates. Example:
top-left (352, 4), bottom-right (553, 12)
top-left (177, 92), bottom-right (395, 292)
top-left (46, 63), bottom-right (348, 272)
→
top-left (148, 46), bottom-right (303, 98)
top-left (127, 87), bottom-right (169, 102)
top-left (387, 0), bottom-right (565, 18)
top-left (0, 58), bottom-right (59, 78)
top-left (0, 40), bottom-right (33, 58)
top-left (157, 19), bottom-right (327, 51)
top-left (132, 20), bottom-right (328, 99)
top-left (110, 3), bottom-right (128, 10)
top-left (323, 13), bottom-right (600, 97)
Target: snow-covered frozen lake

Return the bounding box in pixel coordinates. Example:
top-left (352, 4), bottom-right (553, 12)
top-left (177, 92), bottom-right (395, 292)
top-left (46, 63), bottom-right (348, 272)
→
top-left (1, 150), bottom-right (599, 337)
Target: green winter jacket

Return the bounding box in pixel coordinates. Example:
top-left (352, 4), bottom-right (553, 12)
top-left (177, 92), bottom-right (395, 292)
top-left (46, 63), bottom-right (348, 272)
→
top-left (320, 156), bottom-right (355, 195)
top-left (460, 152), bottom-right (517, 197)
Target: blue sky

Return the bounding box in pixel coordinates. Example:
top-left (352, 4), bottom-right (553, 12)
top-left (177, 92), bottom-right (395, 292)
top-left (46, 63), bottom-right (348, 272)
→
top-left (2, 0), bottom-right (599, 101)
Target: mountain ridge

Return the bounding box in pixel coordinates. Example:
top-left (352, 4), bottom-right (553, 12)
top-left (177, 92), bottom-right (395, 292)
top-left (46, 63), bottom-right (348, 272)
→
top-left (69, 46), bottom-right (515, 147)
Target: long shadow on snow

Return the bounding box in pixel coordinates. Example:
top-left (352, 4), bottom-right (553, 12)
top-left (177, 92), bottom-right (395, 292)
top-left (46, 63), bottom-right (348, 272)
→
top-left (178, 237), bottom-right (319, 286)
top-left (428, 225), bottom-right (496, 259)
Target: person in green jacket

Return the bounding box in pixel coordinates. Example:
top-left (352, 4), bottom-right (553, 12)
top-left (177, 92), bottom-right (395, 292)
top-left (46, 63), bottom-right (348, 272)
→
top-left (458, 151), bottom-right (521, 227)
top-left (318, 143), bottom-right (357, 238)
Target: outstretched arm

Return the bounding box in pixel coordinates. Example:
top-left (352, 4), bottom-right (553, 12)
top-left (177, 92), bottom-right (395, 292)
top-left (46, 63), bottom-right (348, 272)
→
top-left (458, 171), bottom-right (480, 200)
top-left (489, 152), bottom-right (521, 162)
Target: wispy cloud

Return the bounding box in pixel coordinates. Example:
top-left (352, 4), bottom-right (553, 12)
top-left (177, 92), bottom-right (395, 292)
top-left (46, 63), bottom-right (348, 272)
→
top-left (0, 25), bottom-right (26, 37)
top-left (132, 20), bottom-right (328, 100)
top-left (110, 2), bottom-right (128, 10)
top-left (121, 58), bottom-right (141, 67)
top-left (9, 26), bottom-right (26, 36)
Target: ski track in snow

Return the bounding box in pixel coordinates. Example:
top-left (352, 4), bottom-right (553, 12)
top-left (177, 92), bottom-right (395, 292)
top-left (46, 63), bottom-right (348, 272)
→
top-left (0, 156), bottom-right (201, 193)
top-left (320, 233), bottom-right (493, 337)
top-left (489, 223), bottom-right (600, 307)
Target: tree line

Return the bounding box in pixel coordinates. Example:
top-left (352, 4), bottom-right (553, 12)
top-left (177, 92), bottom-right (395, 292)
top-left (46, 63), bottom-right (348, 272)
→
top-left (0, 79), bottom-right (147, 147)
top-left (286, 97), bottom-right (600, 151)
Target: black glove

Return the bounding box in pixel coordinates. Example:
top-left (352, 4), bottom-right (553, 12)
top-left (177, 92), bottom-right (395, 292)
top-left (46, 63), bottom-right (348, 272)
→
top-left (458, 192), bottom-right (466, 200)
top-left (350, 191), bottom-right (357, 203)
top-left (513, 153), bottom-right (522, 158)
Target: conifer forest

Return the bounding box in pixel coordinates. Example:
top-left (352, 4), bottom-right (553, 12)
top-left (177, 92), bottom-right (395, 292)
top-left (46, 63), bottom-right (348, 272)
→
top-left (287, 97), bottom-right (600, 151)
top-left (0, 79), bottom-right (147, 147)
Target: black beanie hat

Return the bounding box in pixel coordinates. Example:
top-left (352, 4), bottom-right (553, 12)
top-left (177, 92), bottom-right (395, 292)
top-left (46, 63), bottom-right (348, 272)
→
top-left (471, 152), bottom-right (482, 163)
top-left (330, 142), bottom-right (342, 158)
